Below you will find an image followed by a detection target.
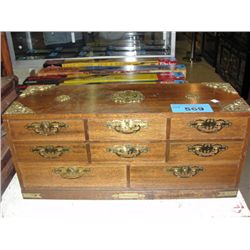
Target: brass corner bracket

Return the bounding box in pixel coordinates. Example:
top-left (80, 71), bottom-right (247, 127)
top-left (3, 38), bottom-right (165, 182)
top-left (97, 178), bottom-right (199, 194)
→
top-left (20, 85), bottom-right (55, 98)
top-left (201, 82), bottom-right (238, 94)
top-left (4, 101), bottom-right (34, 114)
top-left (222, 98), bottom-right (250, 112)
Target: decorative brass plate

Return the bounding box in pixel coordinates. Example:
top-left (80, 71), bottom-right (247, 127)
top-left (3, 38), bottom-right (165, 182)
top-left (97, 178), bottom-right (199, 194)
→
top-left (188, 143), bottom-right (228, 157)
top-left (216, 191), bottom-right (237, 197)
top-left (189, 119), bottom-right (232, 133)
top-left (53, 167), bottom-right (91, 179)
top-left (25, 121), bottom-right (68, 136)
top-left (111, 90), bottom-right (145, 104)
top-left (22, 193), bottom-right (42, 199)
top-left (4, 101), bottom-right (34, 114)
top-left (106, 119), bottom-right (148, 134)
top-left (112, 193), bottom-right (145, 199)
top-left (32, 145), bottom-right (70, 159)
top-left (166, 166), bottom-right (204, 178)
top-left (185, 93), bottom-right (200, 101)
top-left (55, 95), bottom-right (71, 102)
top-left (106, 144), bottom-right (149, 158)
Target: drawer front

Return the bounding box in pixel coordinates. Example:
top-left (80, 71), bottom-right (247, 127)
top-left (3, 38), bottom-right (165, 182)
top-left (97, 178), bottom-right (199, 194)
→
top-left (88, 117), bottom-right (166, 141)
top-left (91, 142), bottom-right (166, 162)
top-left (130, 164), bottom-right (238, 189)
top-left (169, 141), bottom-right (243, 163)
top-left (18, 163), bottom-right (126, 188)
top-left (13, 142), bottom-right (88, 162)
top-left (9, 119), bottom-right (85, 141)
top-left (170, 117), bottom-right (247, 140)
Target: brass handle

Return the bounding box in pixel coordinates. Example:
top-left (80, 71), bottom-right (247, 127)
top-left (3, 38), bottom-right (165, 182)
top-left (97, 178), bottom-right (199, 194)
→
top-left (53, 167), bottom-right (91, 179)
top-left (25, 121), bottom-right (68, 136)
top-left (106, 144), bottom-right (149, 158)
top-left (188, 143), bottom-right (228, 157)
top-left (32, 145), bottom-right (70, 159)
top-left (166, 166), bottom-right (204, 178)
top-left (189, 119), bottom-right (232, 133)
top-left (106, 119), bottom-right (148, 134)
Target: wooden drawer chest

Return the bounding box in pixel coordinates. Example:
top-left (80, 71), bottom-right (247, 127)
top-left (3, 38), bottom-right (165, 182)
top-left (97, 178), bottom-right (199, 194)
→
top-left (3, 83), bottom-right (250, 199)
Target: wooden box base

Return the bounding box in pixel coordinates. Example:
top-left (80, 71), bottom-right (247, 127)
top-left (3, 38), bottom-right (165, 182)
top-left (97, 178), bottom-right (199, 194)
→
top-left (21, 188), bottom-right (238, 200)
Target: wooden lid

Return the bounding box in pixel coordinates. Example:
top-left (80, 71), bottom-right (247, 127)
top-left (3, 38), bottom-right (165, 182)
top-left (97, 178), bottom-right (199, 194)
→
top-left (3, 83), bottom-right (250, 118)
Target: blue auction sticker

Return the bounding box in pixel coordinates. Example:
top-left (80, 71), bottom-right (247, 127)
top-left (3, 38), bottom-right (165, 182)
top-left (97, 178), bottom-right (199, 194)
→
top-left (171, 104), bottom-right (214, 113)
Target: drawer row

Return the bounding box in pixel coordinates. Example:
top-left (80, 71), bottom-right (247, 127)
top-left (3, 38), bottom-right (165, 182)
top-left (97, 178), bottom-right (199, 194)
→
top-left (12, 141), bottom-right (244, 163)
top-left (8, 117), bottom-right (248, 141)
top-left (17, 162), bottom-right (239, 190)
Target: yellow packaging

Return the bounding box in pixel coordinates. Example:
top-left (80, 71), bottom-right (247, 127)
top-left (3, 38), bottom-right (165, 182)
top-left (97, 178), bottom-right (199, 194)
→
top-left (62, 60), bottom-right (159, 68)
top-left (62, 73), bottom-right (158, 85)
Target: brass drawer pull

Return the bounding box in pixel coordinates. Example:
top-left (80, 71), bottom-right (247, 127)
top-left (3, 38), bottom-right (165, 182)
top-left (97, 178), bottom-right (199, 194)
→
top-left (25, 121), bottom-right (68, 136)
top-left (166, 166), bottom-right (204, 178)
top-left (53, 167), bottom-right (91, 179)
top-left (32, 145), bottom-right (70, 159)
top-left (188, 143), bottom-right (228, 157)
top-left (106, 119), bottom-right (148, 134)
top-left (106, 144), bottom-right (149, 158)
top-left (189, 119), bottom-right (232, 133)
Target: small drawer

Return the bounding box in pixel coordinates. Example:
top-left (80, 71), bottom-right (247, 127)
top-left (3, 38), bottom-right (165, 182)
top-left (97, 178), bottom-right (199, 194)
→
top-left (90, 142), bottom-right (166, 162)
top-left (13, 141), bottom-right (88, 162)
top-left (88, 117), bottom-right (166, 141)
top-left (130, 163), bottom-right (238, 189)
top-left (18, 162), bottom-right (127, 189)
top-left (168, 141), bottom-right (243, 163)
top-left (8, 119), bottom-right (85, 141)
top-left (170, 117), bottom-right (248, 140)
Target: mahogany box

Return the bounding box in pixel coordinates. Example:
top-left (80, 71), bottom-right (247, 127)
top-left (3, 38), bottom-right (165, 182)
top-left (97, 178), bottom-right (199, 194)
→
top-left (3, 82), bottom-right (250, 199)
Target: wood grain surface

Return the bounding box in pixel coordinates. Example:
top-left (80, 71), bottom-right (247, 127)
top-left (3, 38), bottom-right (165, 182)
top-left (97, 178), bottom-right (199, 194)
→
top-left (90, 141), bottom-right (166, 162)
top-left (170, 117), bottom-right (248, 140)
top-left (18, 162), bottom-right (127, 189)
top-left (13, 141), bottom-right (88, 162)
top-left (168, 141), bottom-right (244, 163)
top-left (3, 83), bottom-right (250, 119)
top-left (130, 163), bottom-right (238, 189)
top-left (88, 115), bottom-right (166, 141)
top-left (9, 119), bottom-right (85, 141)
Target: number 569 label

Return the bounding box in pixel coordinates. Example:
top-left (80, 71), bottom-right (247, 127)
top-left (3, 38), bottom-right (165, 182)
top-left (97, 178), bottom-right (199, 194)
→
top-left (171, 104), bottom-right (213, 113)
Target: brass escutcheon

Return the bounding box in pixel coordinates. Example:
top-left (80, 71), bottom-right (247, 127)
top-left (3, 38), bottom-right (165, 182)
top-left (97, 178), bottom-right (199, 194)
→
top-left (106, 119), bottom-right (148, 134)
top-left (25, 121), bottom-right (68, 136)
top-left (53, 167), bottom-right (91, 179)
top-left (189, 119), bottom-right (232, 133)
top-left (106, 144), bottom-right (149, 158)
top-left (188, 143), bottom-right (228, 157)
top-left (166, 166), bottom-right (204, 178)
top-left (32, 145), bottom-right (70, 159)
